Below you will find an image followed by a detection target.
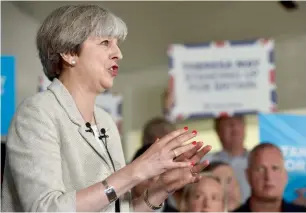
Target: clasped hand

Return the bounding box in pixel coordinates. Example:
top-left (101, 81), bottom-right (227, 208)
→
top-left (158, 141), bottom-right (211, 194)
top-left (133, 127), bottom-right (211, 193)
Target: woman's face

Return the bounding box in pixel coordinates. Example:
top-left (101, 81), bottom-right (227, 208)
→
top-left (187, 177), bottom-right (224, 212)
top-left (212, 165), bottom-right (241, 211)
top-left (69, 36), bottom-right (122, 93)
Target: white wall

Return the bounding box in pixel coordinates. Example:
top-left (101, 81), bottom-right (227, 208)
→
top-left (1, 2), bottom-right (41, 106)
top-left (274, 33), bottom-right (306, 109)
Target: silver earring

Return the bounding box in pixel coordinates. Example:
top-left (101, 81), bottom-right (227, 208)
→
top-left (71, 60), bottom-right (76, 66)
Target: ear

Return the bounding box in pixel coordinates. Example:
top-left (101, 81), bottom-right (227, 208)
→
top-left (60, 53), bottom-right (77, 67)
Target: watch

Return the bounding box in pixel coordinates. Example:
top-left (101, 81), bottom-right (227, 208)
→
top-left (102, 179), bottom-right (118, 203)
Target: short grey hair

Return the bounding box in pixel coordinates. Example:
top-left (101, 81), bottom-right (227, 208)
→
top-left (36, 4), bottom-right (128, 81)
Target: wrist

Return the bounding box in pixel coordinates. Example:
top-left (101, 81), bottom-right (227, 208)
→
top-left (104, 162), bottom-right (144, 198)
top-left (144, 188), bottom-right (165, 210)
top-left (101, 179), bottom-right (118, 204)
top-left (151, 178), bottom-right (169, 198)
top-left (128, 160), bottom-right (147, 184)
top-left (142, 181), bottom-right (168, 210)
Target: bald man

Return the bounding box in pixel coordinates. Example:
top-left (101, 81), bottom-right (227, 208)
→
top-left (234, 143), bottom-right (306, 212)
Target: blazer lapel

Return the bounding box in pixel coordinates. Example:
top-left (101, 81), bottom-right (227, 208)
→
top-left (78, 124), bottom-right (112, 170)
top-left (94, 106), bottom-right (124, 172)
top-left (47, 79), bottom-right (111, 169)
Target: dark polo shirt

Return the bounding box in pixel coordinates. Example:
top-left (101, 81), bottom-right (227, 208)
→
top-left (234, 198), bottom-right (306, 212)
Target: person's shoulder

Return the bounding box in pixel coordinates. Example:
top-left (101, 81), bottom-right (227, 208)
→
top-left (16, 90), bottom-right (56, 116)
top-left (284, 201), bottom-right (306, 212)
top-left (7, 91), bottom-right (58, 146)
top-left (10, 91), bottom-right (59, 135)
top-left (200, 150), bottom-right (222, 162)
top-left (232, 199), bottom-right (250, 212)
top-left (162, 199), bottom-right (179, 212)
top-left (232, 206), bottom-right (245, 212)
top-left (232, 203), bottom-right (249, 212)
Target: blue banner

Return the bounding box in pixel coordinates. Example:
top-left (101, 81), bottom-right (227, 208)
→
top-left (1, 56), bottom-right (16, 136)
top-left (259, 113), bottom-right (306, 202)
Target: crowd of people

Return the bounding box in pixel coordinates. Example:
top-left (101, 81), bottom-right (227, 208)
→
top-left (131, 116), bottom-right (306, 212)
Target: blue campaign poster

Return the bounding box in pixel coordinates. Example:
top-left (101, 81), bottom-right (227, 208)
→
top-left (259, 113), bottom-right (306, 202)
top-left (1, 56), bottom-right (16, 136)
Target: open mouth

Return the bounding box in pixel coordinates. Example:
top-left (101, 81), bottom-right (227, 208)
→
top-left (109, 65), bottom-right (118, 76)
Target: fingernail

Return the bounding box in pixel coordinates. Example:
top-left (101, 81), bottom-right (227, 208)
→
top-left (192, 130), bottom-right (197, 135)
top-left (191, 161), bottom-right (195, 166)
top-left (184, 126), bottom-right (188, 131)
top-left (192, 141), bottom-right (197, 145)
top-left (156, 138), bottom-right (160, 141)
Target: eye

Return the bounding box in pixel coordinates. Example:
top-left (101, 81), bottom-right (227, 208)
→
top-left (227, 176), bottom-right (232, 184)
top-left (195, 194), bottom-right (201, 200)
top-left (212, 193), bottom-right (221, 201)
top-left (272, 165), bottom-right (280, 171)
top-left (215, 177), bottom-right (222, 183)
top-left (100, 40), bottom-right (109, 46)
top-left (254, 166), bottom-right (265, 173)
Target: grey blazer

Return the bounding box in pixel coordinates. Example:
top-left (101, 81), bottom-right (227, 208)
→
top-left (1, 79), bottom-right (131, 212)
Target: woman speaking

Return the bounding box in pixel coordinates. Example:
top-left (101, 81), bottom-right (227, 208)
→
top-left (1, 4), bottom-right (211, 212)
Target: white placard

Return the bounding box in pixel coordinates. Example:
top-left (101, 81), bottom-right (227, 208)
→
top-left (38, 75), bottom-right (123, 133)
top-left (167, 39), bottom-right (276, 122)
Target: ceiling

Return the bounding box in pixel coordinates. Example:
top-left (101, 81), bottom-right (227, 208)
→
top-left (12, 1), bottom-right (306, 73)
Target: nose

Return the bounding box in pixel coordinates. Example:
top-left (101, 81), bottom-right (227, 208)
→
top-left (227, 178), bottom-right (235, 191)
top-left (111, 44), bottom-right (123, 61)
top-left (203, 197), bottom-right (209, 208)
top-left (264, 168), bottom-right (273, 181)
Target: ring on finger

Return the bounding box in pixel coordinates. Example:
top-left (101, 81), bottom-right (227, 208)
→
top-left (173, 149), bottom-right (178, 158)
top-left (190, 168), bottom-right (198, 176)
